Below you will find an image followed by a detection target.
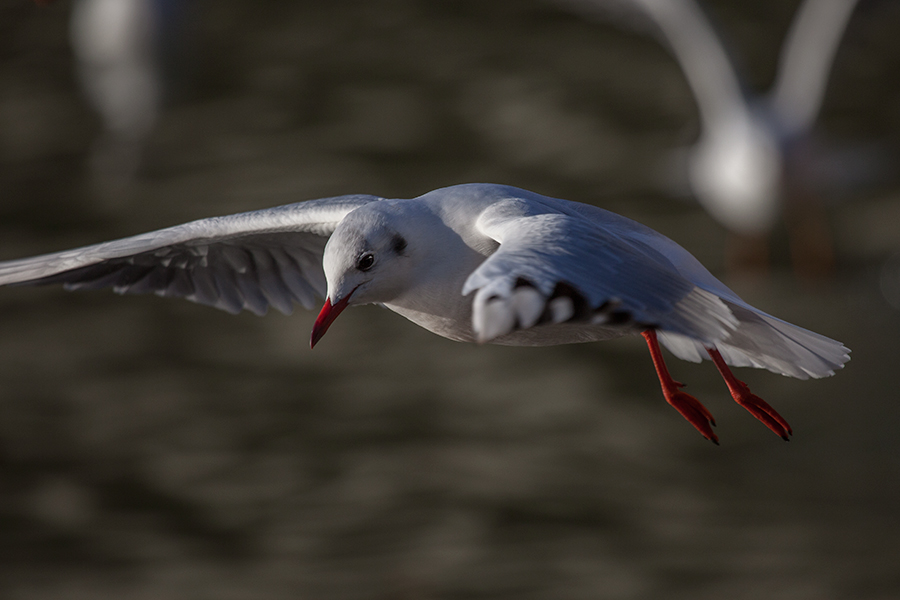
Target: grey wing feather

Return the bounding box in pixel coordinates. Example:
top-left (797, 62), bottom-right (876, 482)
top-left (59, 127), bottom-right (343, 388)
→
top-left (769, 0), bottom-right (860, 136)
top-left (558, 198), bottom-right (850, 378)
top-left (463, 197), bottom-right (738, 344)
top-left (0, 194), bottom-right (381, 315)
top-left (463, 192), bottom-right (848, 379)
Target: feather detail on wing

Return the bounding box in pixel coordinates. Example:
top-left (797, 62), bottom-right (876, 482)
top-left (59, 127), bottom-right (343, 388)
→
top-left (0, 194), bottom-right (381, 315)
top-left (658, 299), bottom-right (850, 379)
top-left (463, 197), bottom-right (738, 344)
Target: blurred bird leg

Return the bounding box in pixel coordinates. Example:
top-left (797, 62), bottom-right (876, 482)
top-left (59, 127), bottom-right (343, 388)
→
top-left (786, 190), bottom-right (835, 280)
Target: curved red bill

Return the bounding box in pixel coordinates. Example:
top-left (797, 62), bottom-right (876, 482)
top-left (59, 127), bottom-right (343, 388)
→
top-left (310, 294), bottom-right (351, 349)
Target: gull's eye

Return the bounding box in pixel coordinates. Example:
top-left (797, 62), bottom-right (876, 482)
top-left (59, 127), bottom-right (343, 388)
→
top-left (356, 252), bottom-right (375, 272)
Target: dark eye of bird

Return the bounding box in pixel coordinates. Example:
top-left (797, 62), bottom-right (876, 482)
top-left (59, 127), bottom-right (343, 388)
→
top-left (356, 252), bottom-right (375, 271)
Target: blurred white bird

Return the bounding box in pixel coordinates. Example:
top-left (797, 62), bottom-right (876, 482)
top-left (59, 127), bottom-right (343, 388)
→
top-left (559, 0), bottom-right (861, 275)
top-left (68, 0), bottom-right (187, 182)
top-left (0, 184), bottom-right (849, 443)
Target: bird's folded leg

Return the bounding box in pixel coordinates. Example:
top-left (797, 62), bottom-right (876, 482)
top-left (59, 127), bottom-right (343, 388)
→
top-left (707, 347), bottom-right (792, 441)
top-left (642, 330), bottom-right (718, 444)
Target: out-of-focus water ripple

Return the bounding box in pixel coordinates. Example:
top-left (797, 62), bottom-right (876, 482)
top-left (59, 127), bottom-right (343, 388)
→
top-left (1, 1), bottom-right (899, 598)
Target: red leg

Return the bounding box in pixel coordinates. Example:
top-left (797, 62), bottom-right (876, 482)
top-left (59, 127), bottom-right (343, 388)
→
top-left (642, 330), bottom-right (718, 444)
top-left (707, 348), bottom-right (792, 441)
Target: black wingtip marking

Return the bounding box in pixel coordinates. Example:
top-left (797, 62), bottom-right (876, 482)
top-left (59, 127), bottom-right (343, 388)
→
top-left (591, 298), bottom-right (640, 326)
top-left (531, 281), bottom-right (591, 326)
top-left (503, 278), bottom-right (650, 333)
top-left (608, 310), bottom-right (632, 325)
top-left (551, 282), bottom-right (590, 317)
top-left (514, 276), bottom-right (536, 289)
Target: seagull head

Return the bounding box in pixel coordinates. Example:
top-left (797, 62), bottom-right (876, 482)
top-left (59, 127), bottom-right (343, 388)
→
top-left (311, 206), bottom-right (411, 348)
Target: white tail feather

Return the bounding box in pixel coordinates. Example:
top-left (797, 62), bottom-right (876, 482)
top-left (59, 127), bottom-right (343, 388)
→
top-left (658, 299), bottom-right (850, 379)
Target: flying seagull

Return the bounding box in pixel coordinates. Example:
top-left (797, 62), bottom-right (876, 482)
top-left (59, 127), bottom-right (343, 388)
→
top-left (0, 184), bottom-right (849, 443)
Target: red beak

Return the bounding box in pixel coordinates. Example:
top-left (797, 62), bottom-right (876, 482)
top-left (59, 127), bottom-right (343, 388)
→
top-left (310, 294), bottom-right (351, 349)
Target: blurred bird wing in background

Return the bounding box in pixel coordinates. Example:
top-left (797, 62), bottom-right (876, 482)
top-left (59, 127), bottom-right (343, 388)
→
top-left (556, 0), bottom-right (749, 132)
top-left (769, 0), bottom-right (861, 137)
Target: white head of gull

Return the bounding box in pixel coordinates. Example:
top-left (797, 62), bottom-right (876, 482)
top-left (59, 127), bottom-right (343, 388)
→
top-left (0, 184), bottom-right (850, 444)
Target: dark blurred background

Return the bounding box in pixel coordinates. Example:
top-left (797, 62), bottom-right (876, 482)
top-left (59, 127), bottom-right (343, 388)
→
top-left (1, 1), bottom-right (899, 598)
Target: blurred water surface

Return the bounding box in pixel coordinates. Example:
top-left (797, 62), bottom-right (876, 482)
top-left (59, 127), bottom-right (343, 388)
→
top-left (1, 1), bottom-right (899, 598)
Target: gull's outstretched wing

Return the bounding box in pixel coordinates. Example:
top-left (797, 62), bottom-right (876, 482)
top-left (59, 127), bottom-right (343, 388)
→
top-left (460, 187), bottom-right (848, 379)
top-left (461, 195), bottom-right (738, 345)
top-left (0, 194), bottom-right (381, 315)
